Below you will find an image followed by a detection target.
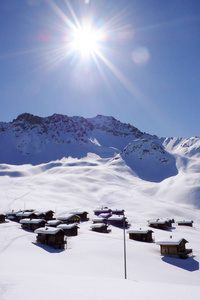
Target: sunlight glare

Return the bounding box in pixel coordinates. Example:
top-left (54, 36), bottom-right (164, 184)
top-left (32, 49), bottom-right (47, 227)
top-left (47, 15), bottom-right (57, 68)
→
top-left (70, 25), bottom-right (104, 58)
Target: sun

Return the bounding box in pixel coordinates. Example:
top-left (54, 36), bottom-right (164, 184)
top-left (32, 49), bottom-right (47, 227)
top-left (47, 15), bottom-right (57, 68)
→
top-left (70, 25), bottom-right (104, 58)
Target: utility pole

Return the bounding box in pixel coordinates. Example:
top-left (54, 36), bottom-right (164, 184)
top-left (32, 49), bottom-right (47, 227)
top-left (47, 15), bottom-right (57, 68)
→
top-left (123, 212), bottom-right (127, 279)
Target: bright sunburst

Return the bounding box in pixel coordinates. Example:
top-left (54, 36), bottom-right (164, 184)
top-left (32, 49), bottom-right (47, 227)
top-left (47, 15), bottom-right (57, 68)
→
top-left (71, 26), bottom-right (102, 57)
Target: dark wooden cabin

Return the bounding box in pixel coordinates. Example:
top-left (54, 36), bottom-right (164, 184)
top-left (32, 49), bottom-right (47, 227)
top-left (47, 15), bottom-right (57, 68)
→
top-left (157, 238), bottom-right (192, 258)
top-left (70, 211), bottom-right (89, 221)
top-left (35, 210), bottom-right (54, 221)
top-left (111, 209), bottom-right (125, 216)
top-left (177, 220), bottom-right (193, 227)
top-left (106, 216), bottom-right (129, 228)
top-left (15, 211), bottom-right (37, 222)
top-left (57, 224), bottom-right (79, 236)
top-left (0, 214), bottom-right (6, 223)
top-left (34, 227), bottom-right (66, 249)
top-left (43, 210), bottom-right (54, 220)
top-left (148, 219), bottom-right (169, 230)
top-left (35, 212), bottom-right (46, 219)
top-left (91, 223), bottom-right (110, 233)
top-left (20, 218), bottom-right (46, 231)
top-left (57, 214), bottom-right (81, 224)
top-left (46, 220), bottom-right (63, 227)
top-left (93, 207), bottom-right (112, 216)
top-left (128, 229), bottom-right (153, 242)
top-left (92, 217), bottom-right (107, 224)
top-left (5, 210), bottom-right (21, 222)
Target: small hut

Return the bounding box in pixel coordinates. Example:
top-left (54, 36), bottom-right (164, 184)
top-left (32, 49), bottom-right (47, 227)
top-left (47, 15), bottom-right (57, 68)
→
top-left (57, 214), bottom-right (81, 224)
top-left (5, 210), bottom-right (21, 222)
top-left (107, 216), bottom-right (129, 228)
top-left (34, 227), bottom-right (66, 249)
top-left (156, 238), bottom-right (192, 258)
top-left (128, 229), bottom-right (153, 242)
top-left (0, 214), bottom-right (6, 223)
top-left (148, 219), bottom-right (169, 230)
top-left (35, 212), bottom-right (46, 219)
top-left (20, 218), bottom-right (46, 231)
top-left (93, 207), bottom-right (112, 216)
top-left (92, 217), bottom-right (107, 224)
top-left (70, 211), bottom-right (89, 221)
top-left (35, 210), bottom-right (54, 221)
top-left (46, 220), bottom-right (63, 227)
top-left (91, 223), bottom-right (110, 233)
top-left (15, 211), bottom-right (37, 222)
top-left (177, 220), bottom-right (193, 227)
top-left (111, 209), bottom-right (125, 216)
top-left (43, 210), bottom-right (54, 220)
top-left (57, 223), bottom-right (79, 236)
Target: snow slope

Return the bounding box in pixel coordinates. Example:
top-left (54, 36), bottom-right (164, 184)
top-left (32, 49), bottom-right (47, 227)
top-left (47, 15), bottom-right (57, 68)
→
top-left (0, 153), bottom-right (200, 299)
top-left (0, 114), bottom-right (200, 299)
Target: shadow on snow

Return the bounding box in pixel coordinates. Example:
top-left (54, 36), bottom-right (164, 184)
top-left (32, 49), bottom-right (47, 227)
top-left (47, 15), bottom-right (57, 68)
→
top-left (32, 242), bottom-right (66, 253)
top-left (162, 256), bottom-right (199, 272)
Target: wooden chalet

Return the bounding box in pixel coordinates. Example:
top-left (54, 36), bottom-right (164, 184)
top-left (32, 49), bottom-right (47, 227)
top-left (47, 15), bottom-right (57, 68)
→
top-left (43, 210), bottom-right (54, 220)
top-left (148, 219), bottom-right (170, 230)
top-left (0, 214), bottom-right (6, 223)
top-left (46, 220), bottom-right (63, 227)
top-left (5, 210), bottom-right (21, 221)
top-left (92, 217), bottom-right (107, 224)
top-left (98, 212), bottom-right (112, 219)
top-left (177, 220), bottom-right (193, 227)
top-left (15, 211), bottom-right (37, 222)
top-left (35, 212), bottom-right (46, 219)
top-left (91, 223), bottom-right (110, 233)
top-left (111, 209), bottom-right (125, 216)
top-left (57, 214), bottom-right (81, 224)
top-left (34, 227), bottom-right (66, 249)
top-left (106, 216), bottom-right (129, 228)
top-left (20, 218), bottom-right (46, 231)
top-left (35, 210), bottom-right (54, 221)
top-left (157, 238), bottom-right (192, 259)
top-left (70, 211), bottom-right (89, 221)
top-left (57, 223), bottom-right (79, 236)
top-left (93, 207), bottom-right (112, 216)
top-left (128, 229), bottom-right (153, 242)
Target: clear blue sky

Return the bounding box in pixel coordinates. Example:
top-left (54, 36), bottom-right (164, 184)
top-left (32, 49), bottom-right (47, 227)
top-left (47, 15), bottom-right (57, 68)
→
top-left (0, 0), bottom-right (200, 138)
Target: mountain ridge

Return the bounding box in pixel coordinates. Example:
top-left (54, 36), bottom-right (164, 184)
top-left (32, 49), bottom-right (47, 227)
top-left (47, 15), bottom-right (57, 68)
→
top-left (0, 113), bottom-right (199, 183)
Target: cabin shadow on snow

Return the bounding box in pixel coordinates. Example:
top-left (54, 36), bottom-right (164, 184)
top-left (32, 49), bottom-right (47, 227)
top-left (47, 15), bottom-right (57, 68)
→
top-left (162, 256), bottom-right (199, 272)
top-left (32, 242), bottom-right (65, 254)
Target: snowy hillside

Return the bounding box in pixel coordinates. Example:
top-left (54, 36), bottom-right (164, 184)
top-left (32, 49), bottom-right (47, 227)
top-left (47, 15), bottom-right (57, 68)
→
top-left (0, 114), bottom-right (200, 299)
top-left (0, 113), bottom-right (143, 165)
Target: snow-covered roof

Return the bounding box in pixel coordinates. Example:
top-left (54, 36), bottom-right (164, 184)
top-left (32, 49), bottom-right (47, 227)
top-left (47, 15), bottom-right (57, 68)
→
top-left (92, 218), bottom-right (106, 222)
top-left (34, 227), bottom-right (63, 235)
top-left (148, 220), bottom-right (167, 225)
top-left (107, 216), bottom-right (125, 221)
top-left (16, 212), bottom-right (36, 217)
top-left (20, 218), bottom-right (45, 224)
top-left (57, 223), bottom-right (79, 229)
top-left (57, 214), bottom-right (80, 220)
top-left (98, 213), bottom-right (111, 218)
top-left (91, 224), bottom-right (107, 229)
top-left (156, 238), bottom-right (188, 246)
top-left (128, 229), bottom-right (153, 234)
top-left (70, 211), bottom-right (88, 215)
top-left (177, 220), bottom-right (193, 223)
top-left (46, 220), bottom-right (62, 226)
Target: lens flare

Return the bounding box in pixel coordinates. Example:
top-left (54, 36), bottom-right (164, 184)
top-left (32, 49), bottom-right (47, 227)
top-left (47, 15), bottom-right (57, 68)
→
top-left (132, 47), bottom-right (150, 65)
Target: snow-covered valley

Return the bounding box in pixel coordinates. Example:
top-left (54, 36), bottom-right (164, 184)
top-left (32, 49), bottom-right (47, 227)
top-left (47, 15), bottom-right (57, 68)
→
top-left (0, 114), bottom-right (200, 299)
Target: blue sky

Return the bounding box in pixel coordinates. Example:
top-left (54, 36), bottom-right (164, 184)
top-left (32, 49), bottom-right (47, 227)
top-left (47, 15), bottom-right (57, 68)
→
top-left (0, 0), bottom-right (200, 138)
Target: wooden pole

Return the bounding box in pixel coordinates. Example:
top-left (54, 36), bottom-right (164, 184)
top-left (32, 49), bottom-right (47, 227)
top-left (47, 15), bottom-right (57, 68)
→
top-left (123, 213), bottom-right (127, 279)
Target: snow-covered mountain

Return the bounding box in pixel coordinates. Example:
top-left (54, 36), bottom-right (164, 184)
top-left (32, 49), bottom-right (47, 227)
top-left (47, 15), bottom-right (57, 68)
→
top-left (1, 112), bottom-right (199, 182)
